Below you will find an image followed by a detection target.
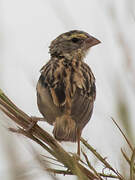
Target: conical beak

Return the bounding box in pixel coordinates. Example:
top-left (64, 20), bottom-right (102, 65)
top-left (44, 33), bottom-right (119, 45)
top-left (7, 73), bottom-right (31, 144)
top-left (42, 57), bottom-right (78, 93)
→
top-left (85, 35), bottom-right (101, 49)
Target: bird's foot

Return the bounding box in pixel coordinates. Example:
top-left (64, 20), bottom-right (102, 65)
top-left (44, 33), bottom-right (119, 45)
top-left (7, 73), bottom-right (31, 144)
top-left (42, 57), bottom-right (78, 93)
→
top-left (25, 116), bottom-right (45, 132)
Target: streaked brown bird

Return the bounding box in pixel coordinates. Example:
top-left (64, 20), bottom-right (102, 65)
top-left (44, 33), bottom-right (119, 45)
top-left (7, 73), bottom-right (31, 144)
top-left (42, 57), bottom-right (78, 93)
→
top-left (36, 30), bottom-right (100, 155)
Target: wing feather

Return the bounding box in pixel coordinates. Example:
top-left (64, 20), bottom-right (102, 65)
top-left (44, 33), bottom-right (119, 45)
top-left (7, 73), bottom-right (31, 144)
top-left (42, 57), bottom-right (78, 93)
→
top-left (71, 62), bottom-right (96, 128)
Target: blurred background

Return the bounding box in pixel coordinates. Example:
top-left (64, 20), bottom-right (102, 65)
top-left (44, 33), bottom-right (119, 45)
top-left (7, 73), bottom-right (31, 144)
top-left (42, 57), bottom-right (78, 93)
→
top-left (0, 0), bottom-right (135, 179)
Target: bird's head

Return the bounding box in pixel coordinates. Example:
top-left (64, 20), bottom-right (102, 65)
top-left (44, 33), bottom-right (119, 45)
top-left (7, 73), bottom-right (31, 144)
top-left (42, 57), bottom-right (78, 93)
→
top-left (49, 30), bottom-right (101, 60)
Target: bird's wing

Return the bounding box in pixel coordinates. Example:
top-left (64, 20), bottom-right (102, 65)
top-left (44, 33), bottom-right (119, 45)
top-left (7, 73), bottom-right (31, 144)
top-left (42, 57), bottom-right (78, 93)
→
top-left (39, 59), bottom-right (67, 107)
top-left (71, 62), bottom-right (96, 129)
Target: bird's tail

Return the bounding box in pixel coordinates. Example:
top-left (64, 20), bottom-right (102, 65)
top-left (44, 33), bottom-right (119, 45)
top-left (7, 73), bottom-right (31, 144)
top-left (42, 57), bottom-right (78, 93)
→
top-left (53, 115), bottom-right (77, 142)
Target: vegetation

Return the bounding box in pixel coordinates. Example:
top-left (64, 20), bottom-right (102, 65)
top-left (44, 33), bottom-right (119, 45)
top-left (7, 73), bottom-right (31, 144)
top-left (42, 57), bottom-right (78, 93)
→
top-left (0, 90), bottom-right (134, 180)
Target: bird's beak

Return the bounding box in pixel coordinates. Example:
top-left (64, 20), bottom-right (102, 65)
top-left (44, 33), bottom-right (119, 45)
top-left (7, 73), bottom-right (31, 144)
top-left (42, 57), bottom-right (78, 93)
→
top-left (85, 35), bottom-right (101, 49)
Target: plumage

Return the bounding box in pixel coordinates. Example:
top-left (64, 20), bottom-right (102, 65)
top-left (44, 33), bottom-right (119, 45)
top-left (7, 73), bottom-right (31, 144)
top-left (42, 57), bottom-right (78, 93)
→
top-left (36, 30), bottom-right (100, 155)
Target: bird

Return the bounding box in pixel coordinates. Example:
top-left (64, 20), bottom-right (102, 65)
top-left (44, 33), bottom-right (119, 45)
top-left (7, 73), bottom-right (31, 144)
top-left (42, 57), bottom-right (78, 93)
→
top-left (36, 30), bottom-right (100, 155)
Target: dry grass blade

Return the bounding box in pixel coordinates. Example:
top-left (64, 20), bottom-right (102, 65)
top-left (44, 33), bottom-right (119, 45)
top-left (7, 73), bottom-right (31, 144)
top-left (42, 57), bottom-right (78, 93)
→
top-left (111, 117), bottom-right (134, 151)
top-left (99, 173), bottom-right (118, 178)
top-left (41, 155), bottom-right (61, 163)
top-left (130, 148), bottom-right (135, 180)
top-left (0, 89), bottom-right (99, 180)
top-left (45, 168), bottom-right (73, 175)
top-left (82, 151), bottom-right (103, 180)
top-left (121, 148), bottom-right (135, 173)
top-left (41, 155), bottom-right (65, 168)
top-left (121, 149), bottom-right (130, 164)
top-left (46, 168), bottom-right (119, 179)
top-left (34, 152), bottom-right (59, 180)
top-left (39, 158), bottom-right (65, 168)
top-left (81, 137), bottom-right (125, 180)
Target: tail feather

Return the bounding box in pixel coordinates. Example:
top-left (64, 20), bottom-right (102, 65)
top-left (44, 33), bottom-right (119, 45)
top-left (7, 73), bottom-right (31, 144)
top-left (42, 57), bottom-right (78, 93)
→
top-left (53, 115), bottom-right (77, 142)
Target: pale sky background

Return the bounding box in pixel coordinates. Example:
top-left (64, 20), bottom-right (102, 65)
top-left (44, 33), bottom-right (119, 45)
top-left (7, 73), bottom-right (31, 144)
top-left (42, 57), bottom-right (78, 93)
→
top-left (0, 0), bottom-right (135, 179)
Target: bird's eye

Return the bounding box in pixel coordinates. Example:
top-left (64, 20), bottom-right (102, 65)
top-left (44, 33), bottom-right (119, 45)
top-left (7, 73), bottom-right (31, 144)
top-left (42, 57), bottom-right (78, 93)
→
top-left (71, 37), bottom-right (80, 43)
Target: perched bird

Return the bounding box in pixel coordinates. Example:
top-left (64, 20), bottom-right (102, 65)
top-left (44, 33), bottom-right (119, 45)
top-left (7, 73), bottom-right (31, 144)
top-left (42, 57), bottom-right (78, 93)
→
top-left (36, 30), bottom-right (100, 155)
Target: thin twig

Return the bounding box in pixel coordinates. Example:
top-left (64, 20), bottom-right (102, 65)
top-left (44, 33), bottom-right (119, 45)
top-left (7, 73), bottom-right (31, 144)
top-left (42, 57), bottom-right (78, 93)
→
top-left (111, 117), bottom-right (134, 151)
top-left (121, 148), bottom-right (131, 164)
top-left (41, 154), bottom-right (64, 165)
top-left (121, 148), bottom-right (135, 173)
top-left (99, 173), bottom-right (118, 178)
top-left (130, 148), bottom-right (135, 180)
top-left (46, 168), bottom-right (73, 175)
top-left (82, 151), bottom-right (103, 180)
top-left (42, 159), bottom-right (65, 168)
top-left (81, 137), bottom-right (125, 180)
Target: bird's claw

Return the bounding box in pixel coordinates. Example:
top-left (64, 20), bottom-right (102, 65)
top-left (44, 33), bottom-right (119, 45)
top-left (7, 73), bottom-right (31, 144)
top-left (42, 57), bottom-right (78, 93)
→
top-left (25, 116), bottom-right (44, 132)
